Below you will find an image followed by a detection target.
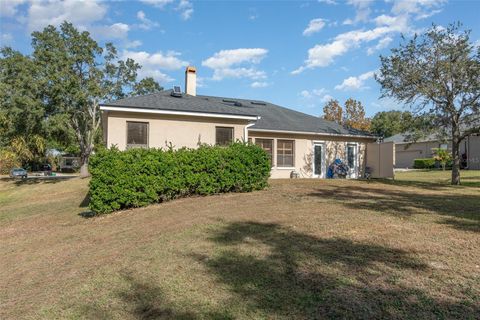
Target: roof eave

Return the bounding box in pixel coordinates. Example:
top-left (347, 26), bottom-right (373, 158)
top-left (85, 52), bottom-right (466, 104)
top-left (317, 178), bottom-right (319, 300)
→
top-left (248, 128), bottom-right (377, 139)
top-left (100, 105), bottom-right (259, 121)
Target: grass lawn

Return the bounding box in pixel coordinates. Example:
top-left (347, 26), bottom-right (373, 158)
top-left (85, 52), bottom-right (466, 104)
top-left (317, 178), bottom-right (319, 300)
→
top-left (0, 172), bottom-right (479, 319)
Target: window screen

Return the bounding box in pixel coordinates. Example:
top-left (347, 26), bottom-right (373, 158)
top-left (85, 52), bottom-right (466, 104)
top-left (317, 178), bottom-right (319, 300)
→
top-left (127, 122), bottom-right (148, 148)
top-left (255, 138), bottom-right (274, 166)
top-left (277, 140), bottom-right (294, 167)
top-left (216, 127), bottom-right (234, 146)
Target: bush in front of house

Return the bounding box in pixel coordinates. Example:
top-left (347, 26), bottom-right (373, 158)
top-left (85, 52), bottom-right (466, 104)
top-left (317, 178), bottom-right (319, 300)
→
top-left (413, 158), bottom-right (436, 169)
top-left (88, 143), bottom-right (271, 214)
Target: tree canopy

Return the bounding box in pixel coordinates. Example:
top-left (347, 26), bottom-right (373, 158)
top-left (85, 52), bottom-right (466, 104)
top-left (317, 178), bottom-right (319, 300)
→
top-left (376, 22), bottom-right (480, 185)
top-left (370, 110), bottom-right (413, 138)
top-left (0, 21), bottom-right (162, 174)
top-left (322, 98), bottom-right (370, 131)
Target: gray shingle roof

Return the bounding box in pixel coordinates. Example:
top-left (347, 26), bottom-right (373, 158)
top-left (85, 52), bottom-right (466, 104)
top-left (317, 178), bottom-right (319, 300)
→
top-left (103, 90), bottom-right (375, 138)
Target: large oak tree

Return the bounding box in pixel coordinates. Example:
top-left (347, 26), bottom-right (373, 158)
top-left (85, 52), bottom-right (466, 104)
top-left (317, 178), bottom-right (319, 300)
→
top-left (376, 23), bottom-right (480, 185)
top-left (29, 22), bottom-right (161, 176)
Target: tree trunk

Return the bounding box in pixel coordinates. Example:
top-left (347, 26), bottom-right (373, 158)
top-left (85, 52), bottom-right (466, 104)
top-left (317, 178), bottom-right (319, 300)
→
top-left (451, 136), bottom-right (461, 185)
top-left (79, 153), bottom-right (90, 178)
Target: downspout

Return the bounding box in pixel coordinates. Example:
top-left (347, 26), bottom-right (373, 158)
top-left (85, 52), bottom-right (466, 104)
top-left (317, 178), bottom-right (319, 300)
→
top-left (244, 117), bottom-right (260, 142)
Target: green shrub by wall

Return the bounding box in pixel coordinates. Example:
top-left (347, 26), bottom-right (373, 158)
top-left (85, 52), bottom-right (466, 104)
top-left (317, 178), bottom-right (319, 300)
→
top-left (88, 143), bottom-right (271, 214)
top-left (413, 158), bottom-right (436, 169)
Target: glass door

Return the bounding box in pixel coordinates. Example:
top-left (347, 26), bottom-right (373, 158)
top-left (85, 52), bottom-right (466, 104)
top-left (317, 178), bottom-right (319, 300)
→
top-left (346, 144), bottom-right (358, 178)
top-left (313, 143), bottom-right (324, 178)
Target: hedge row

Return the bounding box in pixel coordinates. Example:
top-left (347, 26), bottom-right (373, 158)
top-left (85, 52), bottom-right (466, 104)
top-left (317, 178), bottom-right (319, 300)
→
top-left (413, 158), bottom-right (436, 169)
top-left (88, 143), bottom-right (271, 214)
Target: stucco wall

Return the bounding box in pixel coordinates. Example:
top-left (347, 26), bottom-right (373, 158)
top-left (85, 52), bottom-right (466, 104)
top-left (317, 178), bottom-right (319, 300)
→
top-left (394, 140), bottom-right (468, 168)
top-left (249, 131), bottom-right (373, 179)
top-left (104, 111), bottom-right (249, 150)
top-left (467, 135), bottom-right (480, 170)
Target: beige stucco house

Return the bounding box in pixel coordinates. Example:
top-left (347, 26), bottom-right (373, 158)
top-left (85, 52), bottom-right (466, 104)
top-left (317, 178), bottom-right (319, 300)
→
top-left (100, 66), bottom-right (379, 179)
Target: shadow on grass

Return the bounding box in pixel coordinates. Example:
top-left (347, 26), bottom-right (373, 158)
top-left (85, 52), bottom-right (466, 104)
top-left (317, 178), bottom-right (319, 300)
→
top-left (195, 221), bottom-right (479, 319)
top-left (9, 176), bottom-right (77, 186)
top-left (307, 184), bottom-right (479, 231)
top-left (80, 271), bottom-right (233, 319)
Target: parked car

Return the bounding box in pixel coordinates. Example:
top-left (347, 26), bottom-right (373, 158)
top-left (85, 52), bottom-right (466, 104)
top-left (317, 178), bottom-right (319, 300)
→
top-left (9, 168), bottom-right (28, 179)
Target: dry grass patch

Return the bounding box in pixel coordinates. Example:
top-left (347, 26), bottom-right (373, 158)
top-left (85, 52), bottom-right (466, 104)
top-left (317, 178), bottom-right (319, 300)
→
top-left (0, 173), bottom-right (479, 319)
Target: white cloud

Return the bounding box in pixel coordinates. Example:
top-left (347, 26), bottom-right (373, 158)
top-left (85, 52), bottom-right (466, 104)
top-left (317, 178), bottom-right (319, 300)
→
top-left (121, 50), bottom-right (189, 83)
top-left (0, 0), bottom-right (26, 17)
top-left (140, 0), bottom-right (192, 20)
top-left (300, 88), bottom-right (333, 106)
top-left (251, 81), bottom-right (269, 88)
top-left (140, 0), bottom-right (174, 8)
top-left (343, 0), bottom-right (374, 25)
top-left (391, 0), bottom-right (445, 16)
top-left (136, 10), bottom-right (160, 30)
top-left (176, 0), bottom-right (193, 20)
top-left (318, 0), bottom-right (337, 4)
top-left (335, 70), bottom-right (375, 91)
top-left (303, 18), bottom-right (326, 36)
top-left (91, 23), bottom-right (130, 40)
top-left (202, 48), bottom-right (268, 81)
top-left (293, 0), bottom-right (446, 73)
top-left (26, 0), bottom-right (107, 32)
top-left (367, 36), bottom-right (393, 55)
top-left (125, 40), bottom-right (143, 49)
top-left (0, 33), bottom-right (13, 44)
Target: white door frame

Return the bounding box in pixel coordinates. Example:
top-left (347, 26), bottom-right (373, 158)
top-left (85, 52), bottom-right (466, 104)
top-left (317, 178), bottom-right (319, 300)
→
top-left (312, 141), bottom-right (326, 178)
top-left (346, 143), bottom-right (358, 178)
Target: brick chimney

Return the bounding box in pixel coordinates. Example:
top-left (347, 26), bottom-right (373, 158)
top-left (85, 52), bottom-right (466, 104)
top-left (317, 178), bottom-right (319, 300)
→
top-left (185, 66), bottom-right (196, 96)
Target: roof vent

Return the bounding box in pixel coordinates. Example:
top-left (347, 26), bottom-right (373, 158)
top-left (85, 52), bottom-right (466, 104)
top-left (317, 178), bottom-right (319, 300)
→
top-left (171, 86), bottom-right (182, 97)
top-left (234, 101), bottom-right (243, 107)
top-left (251, 101), bottom-right (266, 106)
top-left (222, 99), bottom-right (236, 103)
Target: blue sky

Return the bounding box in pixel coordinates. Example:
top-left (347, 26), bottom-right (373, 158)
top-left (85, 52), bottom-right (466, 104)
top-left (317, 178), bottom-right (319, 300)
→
top-left (1, 0), bottom-right (479, 117)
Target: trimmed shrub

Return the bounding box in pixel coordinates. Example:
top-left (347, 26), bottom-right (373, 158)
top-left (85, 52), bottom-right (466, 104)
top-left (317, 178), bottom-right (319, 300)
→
top-left (88, 143), bottom-right (271, 214)
top-left (413, 158), bottom-right (436, 169)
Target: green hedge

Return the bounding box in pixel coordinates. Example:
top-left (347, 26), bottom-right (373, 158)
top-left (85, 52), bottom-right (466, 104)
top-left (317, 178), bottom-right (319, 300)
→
top-left (88, 143), bottom-right (271, 214)
top-left (413, 158), bottom-right (436, 169)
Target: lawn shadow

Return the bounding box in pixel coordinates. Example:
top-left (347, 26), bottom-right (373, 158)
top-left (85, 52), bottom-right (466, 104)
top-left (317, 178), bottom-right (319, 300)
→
top-left (194, 221), bottom-right (479, 319)
top-left (10, 176), bottom-right (77, 187)
top-left (306, 184), bottom-right (479, 230)
top-left (79, 271), bottom-right (233, 319)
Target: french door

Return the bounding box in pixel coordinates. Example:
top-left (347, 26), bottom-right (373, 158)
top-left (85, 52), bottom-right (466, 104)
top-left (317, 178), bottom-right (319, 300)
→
top-left (313, 143), bottom-right (325, 178)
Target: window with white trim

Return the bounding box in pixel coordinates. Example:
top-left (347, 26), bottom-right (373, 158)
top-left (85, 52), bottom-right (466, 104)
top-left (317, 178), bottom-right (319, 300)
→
top-left (255, 138), bottom-right (274, 167)
top-left (277, 139), bottom-right (294, 167)
top-left (127, 121), bottom-right (149, 149)
top-left (216, 127), bottom-right (234, 146)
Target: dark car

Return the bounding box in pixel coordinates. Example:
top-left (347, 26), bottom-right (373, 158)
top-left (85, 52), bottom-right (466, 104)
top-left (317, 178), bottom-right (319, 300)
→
top-left (9, 168), bottom-right (28, 179)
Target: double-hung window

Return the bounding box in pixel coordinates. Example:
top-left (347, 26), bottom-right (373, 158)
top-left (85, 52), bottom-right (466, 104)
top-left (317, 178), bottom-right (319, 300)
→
top-left (127, 121), bottom-right (149, 149)
top-left (216, 127), bottom-right (234, 146)
top-left (255, 138), bottom-right (274, 167)
top-left (277, 139), bottom-right (294, 167)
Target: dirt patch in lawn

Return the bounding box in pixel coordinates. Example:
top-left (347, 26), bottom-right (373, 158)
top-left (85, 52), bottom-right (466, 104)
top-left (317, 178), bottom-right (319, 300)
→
top-left (0, 176), bottom-right (479, 319)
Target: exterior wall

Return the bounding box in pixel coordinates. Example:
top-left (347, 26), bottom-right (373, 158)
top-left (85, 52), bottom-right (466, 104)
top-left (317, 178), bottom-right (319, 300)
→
top-left (104, 111), bottom-right (249, 150)
top-left (467, 135), bottom-right (480, 170)
top-left (394, 140), bottom-right (468, 168)
top-left (249, 131), bottom-right (373, 179)
top-left (395, 141), bottom-right (446, 168)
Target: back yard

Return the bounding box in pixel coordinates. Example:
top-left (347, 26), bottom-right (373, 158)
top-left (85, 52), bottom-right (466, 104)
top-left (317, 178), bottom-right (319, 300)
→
top-left (1, 171), bottom-right (479, 319)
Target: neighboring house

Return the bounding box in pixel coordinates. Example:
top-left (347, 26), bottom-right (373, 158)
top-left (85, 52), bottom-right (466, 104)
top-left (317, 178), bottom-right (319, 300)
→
top-left (100, 66), bottom-right (381, 179)
top-left (385, 133), bottom-right (480, 169)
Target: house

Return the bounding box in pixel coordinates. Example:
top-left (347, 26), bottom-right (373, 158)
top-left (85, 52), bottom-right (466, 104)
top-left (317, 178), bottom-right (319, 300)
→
top-left (384, 132), bottom-right (480, 169)
top-left (100, 66), bottom-right (383, 179)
